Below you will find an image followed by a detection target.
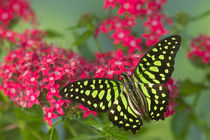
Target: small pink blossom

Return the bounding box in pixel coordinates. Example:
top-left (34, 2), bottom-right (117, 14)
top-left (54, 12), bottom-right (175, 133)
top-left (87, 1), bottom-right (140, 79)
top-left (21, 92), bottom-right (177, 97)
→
top-left (78, 105), bottom-right (97, 118)
top-left (164, 78), bottom-right (179, 117)
top-left (188, 34), bottom-right (210, 64)
top-left (43, 106), bottom-right (58, 127)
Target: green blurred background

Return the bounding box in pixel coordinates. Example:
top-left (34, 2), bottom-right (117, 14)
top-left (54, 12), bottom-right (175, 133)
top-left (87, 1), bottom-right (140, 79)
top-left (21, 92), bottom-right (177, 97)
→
top-left (1, 0), bottom-right (210, 139)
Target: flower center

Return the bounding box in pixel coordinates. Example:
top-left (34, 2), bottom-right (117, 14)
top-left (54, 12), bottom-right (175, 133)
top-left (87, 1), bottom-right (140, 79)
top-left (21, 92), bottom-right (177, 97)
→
top-left (107, 70), bottom-right (114, 75)
top-left (152, 20), bottom-right (158, 26)
top-left (51, 88), bottom-right (56, 93)
top-left (49, 77), bottom-right (54, 81)
top-left (30, 95), bottom-right (35, 101)
top-left (48, 112), bottom-right (52, 118)
top-left (118, 32), bottom-right (125, 38)
top-left (115, 61), bottom-right (122, 65)
top-left (55, 103), bottom-right (59, 108)
top-left (136, 4), bottom-right (141, 10)
top-left (123, 3), bottom-right (130, 10)
top-left (130, 40), bottom-right (136, 47)
top-left (1, 12), bottom-right (8, 20)
top-left (31, 77), bottom-right (35, 82)
top-left (115, 22), bottom-right (122, 28)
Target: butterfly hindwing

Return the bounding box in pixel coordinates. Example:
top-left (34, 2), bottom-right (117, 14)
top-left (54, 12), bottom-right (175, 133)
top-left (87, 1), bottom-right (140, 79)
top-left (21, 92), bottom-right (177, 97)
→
top-left (137, 83), bottom-right (169, 120)
top-left (59, 78), bottom-right (121, 112)
top-left (109, 90), bottom-right (143, 134)
top-left (133, 35), bottom-right (181, 84)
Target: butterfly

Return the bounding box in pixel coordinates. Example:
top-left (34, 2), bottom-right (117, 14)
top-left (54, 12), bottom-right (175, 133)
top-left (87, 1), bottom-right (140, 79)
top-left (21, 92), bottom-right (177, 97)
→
top-left (59, 35), bottom-right (181, 134)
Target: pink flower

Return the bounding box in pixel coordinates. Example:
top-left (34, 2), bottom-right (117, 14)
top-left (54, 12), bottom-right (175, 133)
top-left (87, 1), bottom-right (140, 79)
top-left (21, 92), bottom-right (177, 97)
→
top-left (164, 100), bottom-right (175, 118)
top-left (0, 29), bottom-right (93, 126)
top-left (142, 33), bottom-right (159, 46)
top-left (104, 0), bottom-right (117, 9)
top-left (78, 105), bottom-right (97, 118)
top-left (0, 0), bottom-right (35, 29)
top-left (25, 89), bottom-right (40, 108)
top-left (118, 0), bottom-right (133, 15)
top-left (45, 84), bottom-right (61, 100)
top-left (123, 35), bottom-right (142, 53)
top-left (53, 99), bottom-right (65, 115)
top-left (111, 29), bottom-right (130, 44)
top-left (188, 34), bottom-right (210, 64)
top-left (43, 106), bottom-right (58, 127)
top-left (164, 78), bottom-right (179, 117)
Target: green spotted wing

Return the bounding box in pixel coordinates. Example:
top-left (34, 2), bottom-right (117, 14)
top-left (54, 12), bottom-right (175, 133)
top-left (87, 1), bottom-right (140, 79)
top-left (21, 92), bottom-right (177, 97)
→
top-left (59, 78), bottom-right (121, 112)
top-left (133, 35), bottom-right (181, 84)
top-left (109, 90), bottom-right (143, 134)
top-left (132, 35), bottom-right (181, 121)
top-left (137, 83), bottom-right (169, 120)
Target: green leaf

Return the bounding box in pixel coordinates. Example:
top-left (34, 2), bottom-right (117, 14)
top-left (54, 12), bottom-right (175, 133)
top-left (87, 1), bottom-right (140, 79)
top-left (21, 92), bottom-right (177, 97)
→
top-left (72, 30), bottom-right (93, 46)
top-left (67, 26), bottom-right (80, 31)
top-left (172, 111), bottom-right (190, 138)
top-left (206, 73), bottom-right (210, 83)
top-left (179, 80), bottom-right (207, 96)
top-left (186, 123), bottom-right (202, 140)
top-left (84, 118), bottom-right (103, 132)
top-left (69, 134), bottom-right (105, 140)
top-left (45, 29), bottom-right (63, 38)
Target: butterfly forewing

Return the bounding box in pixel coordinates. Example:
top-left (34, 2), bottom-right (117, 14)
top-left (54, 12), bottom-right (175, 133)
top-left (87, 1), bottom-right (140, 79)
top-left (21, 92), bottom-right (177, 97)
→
top-left (59, 78), bottom-right (121, 112)
top-left (109, 90), bottom-right (143, 134)
top-left (137, 83), bottom-right (169, 120)
top-left (133, 35), bottom-right (181, 84)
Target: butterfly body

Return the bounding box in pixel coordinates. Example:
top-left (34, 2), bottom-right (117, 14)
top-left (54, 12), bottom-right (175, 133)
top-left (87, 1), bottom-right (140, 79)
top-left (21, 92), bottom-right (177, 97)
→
top-left (59, 35), bottom-right (181, 134)
top-left (120, 73), bottom-right (147, 117)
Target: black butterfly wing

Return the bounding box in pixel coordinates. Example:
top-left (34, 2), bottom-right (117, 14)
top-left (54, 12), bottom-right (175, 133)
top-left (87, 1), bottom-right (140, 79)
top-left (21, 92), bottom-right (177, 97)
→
top-left (59, 78), bottom-right (121, 112)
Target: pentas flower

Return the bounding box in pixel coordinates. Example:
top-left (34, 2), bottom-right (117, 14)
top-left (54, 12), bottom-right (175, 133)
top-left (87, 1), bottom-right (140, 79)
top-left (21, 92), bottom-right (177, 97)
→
top-left (188, 34), bottom-right (210, 64)
top-left (111, 29), bottom-right (131, 45)
top-left (94, 49), bottom-right (142, 78)
top-left (0, 0), bottom-right (35, 29)
top-left (123, 35), bottom-right (142, 53)
top-left (0, 29), bottom-right (93, 126)
top-left (78, 105), bottom-right (97, 118)
top-left (104, 0), bottom-right (117, 9)
top-left (164, 78), bottom-right (179, 117)
top-left (97, 0), bottom-right (170, 50)
top-left (51, 99), bottom-right (65, 115)
top-left (43, 106), bottom-right (58, 127)
top-left (25, 89), bottom-right (40, 108)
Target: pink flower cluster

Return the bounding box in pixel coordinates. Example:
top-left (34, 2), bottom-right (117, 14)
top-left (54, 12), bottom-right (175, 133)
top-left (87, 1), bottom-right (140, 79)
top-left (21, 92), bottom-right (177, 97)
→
top-left (0, 0), bottom-right (35, 29)
top-left (97, 0), bottom-right (171, 53)
top-left (94, 49), bottom-right (142, 78)
top-left (0, 29), bottom-right (94, 126)
top-left (188, 34), bottom-right (210, 64)
top-left (164, 78), bottom-right (179, 117)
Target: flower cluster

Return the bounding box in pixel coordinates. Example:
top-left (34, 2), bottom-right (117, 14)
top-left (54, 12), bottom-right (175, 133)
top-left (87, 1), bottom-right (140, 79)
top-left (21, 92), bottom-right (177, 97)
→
top-left (97, 0), bottom-right (171, 53)
top-left (0, 0), bottom-right (35, 29)
top-left (164, 78), bottom-right (179, 117)
top-left (188, 34), bottom-right (210, 64)
top-left (93, 49), bottom-right (142, 78)
top-left (0, 29), bottom-right (95, 126)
